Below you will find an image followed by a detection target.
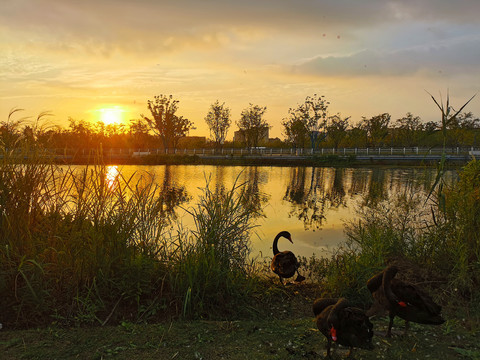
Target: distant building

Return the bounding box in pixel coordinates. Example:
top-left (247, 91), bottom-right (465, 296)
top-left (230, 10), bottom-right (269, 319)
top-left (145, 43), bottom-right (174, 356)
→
top-left (233, 127), bottom-right (269, 145)
top-left (177, 136), bottom-right (207, 148)
top-left (233, 130), bottom-right (245, 143)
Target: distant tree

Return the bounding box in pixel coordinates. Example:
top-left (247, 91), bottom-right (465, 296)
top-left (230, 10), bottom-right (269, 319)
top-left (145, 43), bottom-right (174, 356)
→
top-left (68, 117), bottom-right (95, 148)
top-left (394, 113), bottom-right (423, 147)
top-left (456, 112), bottom-right (480, 129)
top-left (304, 94), bottom-right (330, 150)
top-left (326, 114), bottom-right (350, 149)
top-left (177, 136), bottom-right (207, 149)
top-left (36, 127), bottom-right (60, 149)
top-left (424, 121), bottom-right (439, 134)
top-left (128, 118), bottom-right (151, 149)
top-left (345, 125), bottom-right (367, 148)
top-left (286, 94), bottom-right (330, 151)
top-left (361, 113), bottom-right (391, 147)
top-left (236, 104), bottom-right (268, 148)
top-left (93, 121), bottom-right (105, 137)
top-left (105, 123), bottom-right (126, 137)
top-left (282, 107), bottom-right (309, 149)
top-left (142, 95), bottom-right (195, 151)
top-left (446, 111), bottom-right (480, 147)
top-left (205, 100), bottom-right (231, 150)
top-left (22, 126), bottom-right (35, 145)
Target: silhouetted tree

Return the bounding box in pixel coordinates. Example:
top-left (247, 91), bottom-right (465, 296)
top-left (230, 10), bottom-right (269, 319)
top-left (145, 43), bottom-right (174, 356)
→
top-left (128, 119), bottom-right (151, 149)
top-left (304, 94), bottom-right (330, 150)
top-left (361, 113), bottom-right (391, 147)
top-left (205, 100), bottom-right (231, 150)
top-left (327, 114), bottom-right (350, 149)
top-left (394, 113), bottom-right (423, 147)
top-left (236, 103), bottom-right (268, 148)
top-left (446, 111), bottom-right (480, 147)
top-left (282, 107), bottom-right (309, 149)
top-left (342, 125), bottom-right (365, 148)
top-left (142, 95), bottom-right (194, 151)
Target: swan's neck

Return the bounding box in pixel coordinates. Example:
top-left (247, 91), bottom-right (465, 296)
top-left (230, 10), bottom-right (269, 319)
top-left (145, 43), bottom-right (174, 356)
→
top-left (382, 268), bottom-right (397, 301)
top-left (273, 234), bottom-right (281, 255)
top-left (328, 298), bottom-right (348, 325)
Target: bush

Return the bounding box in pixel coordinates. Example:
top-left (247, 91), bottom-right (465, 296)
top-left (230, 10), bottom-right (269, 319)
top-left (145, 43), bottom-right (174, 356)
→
top-left (307, 160), bottom-right (480, 307)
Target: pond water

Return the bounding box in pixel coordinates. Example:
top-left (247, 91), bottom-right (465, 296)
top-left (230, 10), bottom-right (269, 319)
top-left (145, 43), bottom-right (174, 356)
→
top-left (85, 164), bottom-right (456, 261)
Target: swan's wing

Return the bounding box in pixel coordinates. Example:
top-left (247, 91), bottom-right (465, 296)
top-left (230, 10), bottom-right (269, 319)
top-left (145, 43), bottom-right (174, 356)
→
top-left (271, 251), bottom-right (297, 275)
top-left (392, 280), bottom-right (441, 314)
top-left (313, 298), bottom-right (338, 317)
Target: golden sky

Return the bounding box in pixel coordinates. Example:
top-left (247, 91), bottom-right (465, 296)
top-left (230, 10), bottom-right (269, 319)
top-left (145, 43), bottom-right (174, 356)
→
top-left (1, 0), bottom-right (479, 138)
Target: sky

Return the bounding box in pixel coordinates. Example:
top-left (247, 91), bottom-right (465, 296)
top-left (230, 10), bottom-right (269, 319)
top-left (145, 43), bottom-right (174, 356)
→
top-left (1, 0), bottom-right (480, 139)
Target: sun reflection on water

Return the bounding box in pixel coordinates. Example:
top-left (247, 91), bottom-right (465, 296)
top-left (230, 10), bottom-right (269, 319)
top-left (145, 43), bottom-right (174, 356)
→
top-left (105, 165), bottom-right (120, 189)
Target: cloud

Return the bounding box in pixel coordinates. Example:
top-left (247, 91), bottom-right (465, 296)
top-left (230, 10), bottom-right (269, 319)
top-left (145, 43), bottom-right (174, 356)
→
top-left (2, 0), bottom-right (480, 58)
top-left (294, 34), bottom-right (480, 77)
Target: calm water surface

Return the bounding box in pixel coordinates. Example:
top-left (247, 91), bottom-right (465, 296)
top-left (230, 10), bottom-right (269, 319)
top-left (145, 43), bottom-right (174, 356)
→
top-left (88, 165), bottom-right (455, 261)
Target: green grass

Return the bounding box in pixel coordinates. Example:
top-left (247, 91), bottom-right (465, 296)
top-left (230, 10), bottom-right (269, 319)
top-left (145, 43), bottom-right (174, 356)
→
top-left (1, 303), bottom-right (479, 360)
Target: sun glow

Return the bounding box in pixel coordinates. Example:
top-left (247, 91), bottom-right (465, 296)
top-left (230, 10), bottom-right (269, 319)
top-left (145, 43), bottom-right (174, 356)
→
top-left (105, 165), bottom-right (120, 190)
top-left (98, 107), bottom-right (125, 125)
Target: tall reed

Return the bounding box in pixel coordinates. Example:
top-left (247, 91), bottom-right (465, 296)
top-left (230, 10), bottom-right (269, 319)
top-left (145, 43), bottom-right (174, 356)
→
top-left (0, 147), bottom-right (173, 326)
top-left (0, 144), bottom-right (263, 327)
top-left (171, 176), bottom-right (261, 318)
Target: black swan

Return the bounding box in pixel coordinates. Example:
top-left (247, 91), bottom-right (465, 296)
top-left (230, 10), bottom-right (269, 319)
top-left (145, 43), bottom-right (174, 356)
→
top-left (366, 265), bottom-right (445, 337)
top-left (270, 231), bottom-right (305, 284)
top-left (313, 297), bottom-right (374, 358)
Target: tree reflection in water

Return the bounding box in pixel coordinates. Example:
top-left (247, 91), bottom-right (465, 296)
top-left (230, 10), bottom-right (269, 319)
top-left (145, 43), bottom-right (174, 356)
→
top-left (284, 167), bottom-right (348, 230)
top-left (284, 167), bottom-right (394, 230)
top-left (156, 165), bottom-right (190, 224)
top-left (238, 167), bottom-right (270, 219)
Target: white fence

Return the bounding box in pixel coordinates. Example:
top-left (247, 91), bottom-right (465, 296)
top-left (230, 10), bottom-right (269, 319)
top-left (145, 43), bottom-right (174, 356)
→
top-left (93, 146), bottom-right (479, 157)
top-left (7, 147), bottom-right (478, 159)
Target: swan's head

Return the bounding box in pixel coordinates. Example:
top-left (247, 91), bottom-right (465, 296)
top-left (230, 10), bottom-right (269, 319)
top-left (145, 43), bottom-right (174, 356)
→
top-left (385, 265), bottom-right (399, 277)
top-left (279, 231), bottom-right (293, 243)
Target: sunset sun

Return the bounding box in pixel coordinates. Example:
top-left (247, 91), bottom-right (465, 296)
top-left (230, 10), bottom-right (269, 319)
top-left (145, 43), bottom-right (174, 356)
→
top-left (99, 107), bottom-right (124, 125)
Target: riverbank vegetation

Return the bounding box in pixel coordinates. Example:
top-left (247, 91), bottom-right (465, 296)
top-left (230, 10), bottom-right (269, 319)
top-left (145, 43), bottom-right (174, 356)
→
top-left (0, 147), bottom-right (268, 328)
top-left (1, 139), bottom-right (480, 330)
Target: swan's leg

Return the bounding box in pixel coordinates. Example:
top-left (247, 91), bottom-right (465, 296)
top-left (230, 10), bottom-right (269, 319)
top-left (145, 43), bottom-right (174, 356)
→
top-left (294, 272), bottom-right (305, 282)
top-left (386, 313), bottom-right (395, 337)
top-left (404, 320), bottom-right (410, 335)
top-left (326, 338), bottom-right (332, 357)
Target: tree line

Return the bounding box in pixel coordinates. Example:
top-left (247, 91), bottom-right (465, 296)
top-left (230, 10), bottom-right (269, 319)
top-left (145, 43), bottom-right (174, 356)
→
top-left (1, 94), bottom-right (479, 151)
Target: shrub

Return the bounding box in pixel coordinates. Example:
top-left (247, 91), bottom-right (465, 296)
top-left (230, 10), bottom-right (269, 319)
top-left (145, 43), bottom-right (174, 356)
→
top-left (306, 160), bottom-right (480, 306)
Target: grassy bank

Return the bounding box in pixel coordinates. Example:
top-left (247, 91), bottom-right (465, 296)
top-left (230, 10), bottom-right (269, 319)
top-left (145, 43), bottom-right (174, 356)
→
top-left (1, 305), bottom-right (479, 359)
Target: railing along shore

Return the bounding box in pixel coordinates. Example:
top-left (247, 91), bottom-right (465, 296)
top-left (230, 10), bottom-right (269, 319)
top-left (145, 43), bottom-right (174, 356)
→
top-left (2, 146), bottom-right (480, 157)
top-left (28, 146), bottom-right (480, 157)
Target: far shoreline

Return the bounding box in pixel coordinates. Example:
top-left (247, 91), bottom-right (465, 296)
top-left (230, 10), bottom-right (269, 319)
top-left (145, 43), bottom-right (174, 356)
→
top-left (47, 153), bottom-right (472, 168)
